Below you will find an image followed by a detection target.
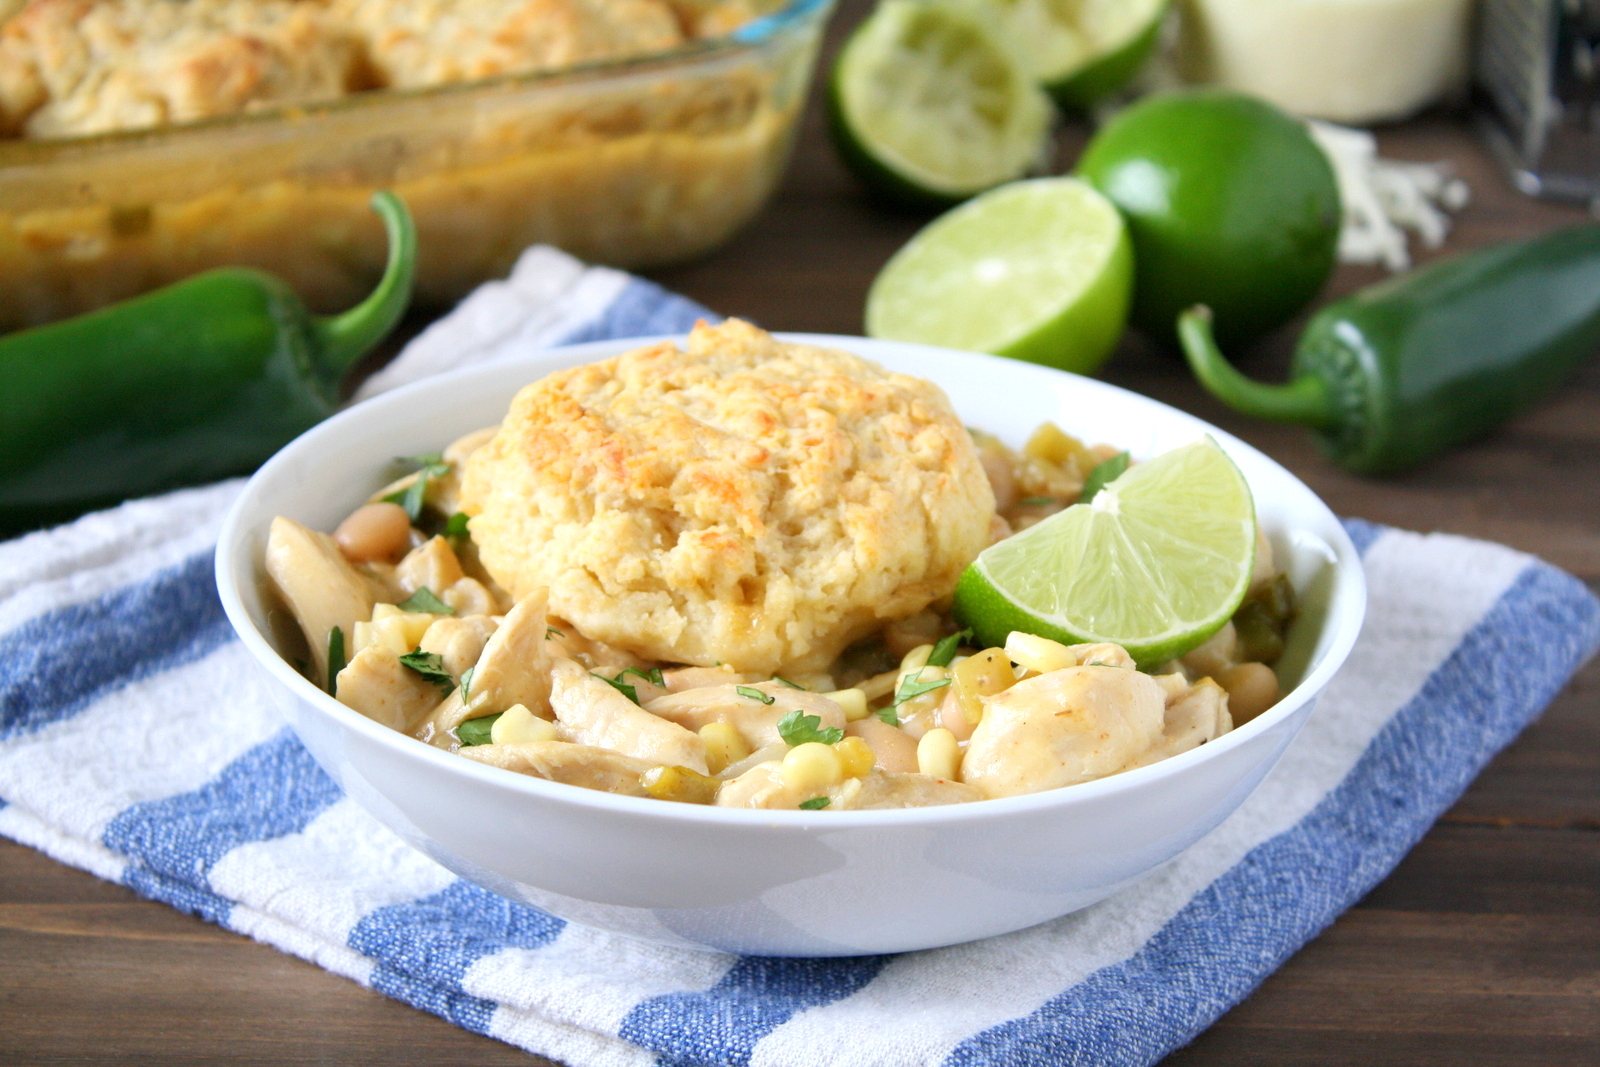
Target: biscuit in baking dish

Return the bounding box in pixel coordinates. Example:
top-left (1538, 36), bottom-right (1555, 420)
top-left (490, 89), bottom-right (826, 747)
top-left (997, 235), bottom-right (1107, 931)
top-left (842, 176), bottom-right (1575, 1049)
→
top-left (459, 319), bottom-right (997, 677)
top-left (0, 0), bottom-right (363, 138)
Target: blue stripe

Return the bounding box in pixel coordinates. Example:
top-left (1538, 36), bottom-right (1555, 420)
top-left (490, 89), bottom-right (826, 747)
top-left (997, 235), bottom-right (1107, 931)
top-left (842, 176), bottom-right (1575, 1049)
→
top-left (1340, 516), bottom-right (1383, 557)
top-left (122, 864), bottom-right (237, 925)
top-left (1, 550), bottom-right (232, 740)
top-left (556, 278), bottom-right (719, 347)
top-left (348, 880), bottom-right (566, 1033)
top-left (620, 955), bottom-right (891, 1067)
top-left (103, 728), bottom-right (343, 892)
top-left (943, 560), bottom-right (1600, 1067)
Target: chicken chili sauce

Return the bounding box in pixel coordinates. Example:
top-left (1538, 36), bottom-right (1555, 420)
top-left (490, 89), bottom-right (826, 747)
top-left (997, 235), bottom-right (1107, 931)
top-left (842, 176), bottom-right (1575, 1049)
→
top-left (263, 331), bottom-right (1293, 810)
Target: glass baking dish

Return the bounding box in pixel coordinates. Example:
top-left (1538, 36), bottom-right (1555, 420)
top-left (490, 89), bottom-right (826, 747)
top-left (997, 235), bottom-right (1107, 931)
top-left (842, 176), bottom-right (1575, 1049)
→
top-left (0, 0), bottom-right (833, 331)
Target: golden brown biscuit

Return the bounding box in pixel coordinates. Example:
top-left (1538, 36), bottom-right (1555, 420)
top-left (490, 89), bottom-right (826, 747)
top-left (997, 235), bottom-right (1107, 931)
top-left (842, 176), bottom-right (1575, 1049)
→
top-left (460, 319), bottom-right (995, 676)
top-left (0, 0), bottom-right (364, 138)
top-left (335, 0), bottom-right (683, 89)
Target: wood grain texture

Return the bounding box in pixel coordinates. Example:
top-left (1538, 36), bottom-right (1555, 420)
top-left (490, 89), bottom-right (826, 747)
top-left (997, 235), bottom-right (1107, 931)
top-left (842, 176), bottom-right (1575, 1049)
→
top-left (2, 1), bottom-right (1596, 1062)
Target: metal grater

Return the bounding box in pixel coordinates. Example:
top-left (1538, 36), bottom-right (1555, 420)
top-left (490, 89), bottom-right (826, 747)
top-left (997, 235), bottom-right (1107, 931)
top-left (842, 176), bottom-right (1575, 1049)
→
top-left (1477, 0), bottom-right (1600, 202)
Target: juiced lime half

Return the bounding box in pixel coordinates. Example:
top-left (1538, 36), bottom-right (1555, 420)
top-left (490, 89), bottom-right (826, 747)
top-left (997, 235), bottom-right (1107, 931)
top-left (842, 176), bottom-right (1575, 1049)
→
top-left (829, 0), bottom-right (1052, 207)
top-left (984, 0), bottom-right (1169, 107)
top-left (865, 177), bottom-right (1132, 375)
top-left (954, 436), bottom-right (1256, 666)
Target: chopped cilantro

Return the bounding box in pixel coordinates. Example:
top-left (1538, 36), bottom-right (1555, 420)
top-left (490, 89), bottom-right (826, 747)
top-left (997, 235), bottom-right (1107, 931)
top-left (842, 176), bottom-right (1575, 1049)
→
top-left (397, 587), bottom-right (455, 615)
top-left (326, 627), bottom-right (346, 695)
top-left (798, 797), bottom-right (831, 810)
top-left (1016, 496), bottom-right (1058, 507)
top-left (776, 710), bottom-right (844, 746)
top-left (456, 713), bottom-right (501, 747)
top-left (546, 625), bottom-right (565, 639)
top-left (927, 629), bottom-right (972, 668)
top-left (444, 512), bottom-right (471, 539)
top-left (399, 649), bottom-right (455, 693)
top-left (736, 685), bottom-right (775, 704)
top-left (384, 453), bottom-right (453, 521)
top-left (1080, 451), bottom-right (1130, 505)
top-left (595, 673), bottom-right (639, 704)
top-left (771, 676), bottom-right (805, 690)
top-left (893, 667), bottom-right (951, 707)
top-left (875, 706), bottom-right (900, 727)
top-left (459, 666), bottom-right (475, 701)
top-left (618, 666), bottom-right (666, 688)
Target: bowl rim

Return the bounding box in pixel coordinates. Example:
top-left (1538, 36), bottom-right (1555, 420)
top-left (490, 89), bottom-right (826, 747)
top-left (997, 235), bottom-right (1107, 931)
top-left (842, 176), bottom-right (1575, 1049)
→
top-left (215, 332), bottom-right (1368, 829)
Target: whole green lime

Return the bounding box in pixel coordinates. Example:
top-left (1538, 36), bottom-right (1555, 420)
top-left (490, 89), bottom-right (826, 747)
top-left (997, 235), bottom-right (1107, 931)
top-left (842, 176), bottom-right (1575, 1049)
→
top-left (1076, 89), bottom-right (1341, 349)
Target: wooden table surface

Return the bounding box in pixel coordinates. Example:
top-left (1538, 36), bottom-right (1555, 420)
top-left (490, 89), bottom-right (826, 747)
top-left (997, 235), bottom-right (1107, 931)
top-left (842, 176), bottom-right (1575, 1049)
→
top-left (3, 3), bottom-right (1596, 1063)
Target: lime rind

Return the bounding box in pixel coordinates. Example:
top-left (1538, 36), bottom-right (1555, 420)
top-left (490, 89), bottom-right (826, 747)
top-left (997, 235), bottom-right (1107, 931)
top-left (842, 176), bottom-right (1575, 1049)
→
top-left (978, 0), bottom-right (1168, 105)
top-left (864, 177), bottom-right (1132, 375)
top-left (830, 0), bottom-right (1052, 206)
top-left (1044, 6), bottom-right (1166, 108)
top-left (954, 436), bottom-right (1256, 666)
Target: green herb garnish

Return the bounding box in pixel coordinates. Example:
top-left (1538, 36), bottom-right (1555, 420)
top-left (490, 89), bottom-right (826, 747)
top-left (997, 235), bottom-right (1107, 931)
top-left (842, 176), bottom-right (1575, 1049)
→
top-left (459, 666), bottom-right (475, 702)
top-left (444, 512), bottom-right (471, 539)
top-left (798, 797), bottom-right (831, 810)
top-left (399, 649), bottom-right (455, 693)
top-left (456, 713), bottom-right (501, 747)
top-left (1079, 451), bottom-right (1130, 505)
top-left (396, 586), bottom-right (455, 615)
top-left (384, 454), bottom-right (453, 521)
top-left (546, 625), bottom-right (565, 639)
top-left (875, 706), bottom-right (900, 727)
top-left (927, 629), bottom-right (972, 668)
top-left (1016, 496), bottom-right (1059, 507)
top-left (776, 710), bottom-right (844, 747)
top-left (595, 673), bottom-right (639, 704)
top-left (618, 666), bottom-right (666, 688)
top-left (771, 676), bottom-right (805, 690)
top-left (326, 626), bottom-right (346, 695)
top-left (893, 667), bottom-right (951, 707)
top-left (736, 685), bottom-right (775, 704)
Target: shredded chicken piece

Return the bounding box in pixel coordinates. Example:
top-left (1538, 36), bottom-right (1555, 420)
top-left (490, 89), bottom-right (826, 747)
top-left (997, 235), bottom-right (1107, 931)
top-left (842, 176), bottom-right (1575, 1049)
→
top-left (335, 643), bottom-right (447, 733)
top-left (549, 658), bottom-right (708, 773)
top-left (961, 664), bottom-right (1167, 799)
top-left (396, 535), bottom-right (465, 596)
top-left (265, 516), bottom-right (382, 682)
top-left (458, 740), bottom-right (654, 796)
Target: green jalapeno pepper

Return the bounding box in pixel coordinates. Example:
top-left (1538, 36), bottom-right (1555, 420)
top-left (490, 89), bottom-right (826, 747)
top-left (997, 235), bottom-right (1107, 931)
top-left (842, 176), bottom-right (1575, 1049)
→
top-left (0, 191), bottom-right (415, 536)
top-left (1177, 223), bottom-right (1600, 475)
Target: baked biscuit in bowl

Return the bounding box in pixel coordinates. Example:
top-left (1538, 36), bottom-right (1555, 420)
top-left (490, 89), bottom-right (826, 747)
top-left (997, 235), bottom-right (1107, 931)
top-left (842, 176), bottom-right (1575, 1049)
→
top-left (460, 318), bottom-right (995, 676)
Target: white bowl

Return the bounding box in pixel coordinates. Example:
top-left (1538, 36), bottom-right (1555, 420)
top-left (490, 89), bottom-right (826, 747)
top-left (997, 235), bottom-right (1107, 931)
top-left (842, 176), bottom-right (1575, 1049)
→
top-left (215, 335), bottom-right (1366, 957)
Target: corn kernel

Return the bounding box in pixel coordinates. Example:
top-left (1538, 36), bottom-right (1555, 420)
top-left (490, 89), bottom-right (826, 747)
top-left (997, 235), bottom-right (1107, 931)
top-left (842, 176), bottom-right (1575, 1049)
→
top-left (900, 643), bottom-right (934, 672)
top-left (351, 620), bottom-right (375, 653)
top-left (917, 728), bottom-right (962, 780)
top-left (824, 687), bottom-right (870, 722)
top-left (371, 603), bottom-right (402, 621)
top-left (834, 736), bottom-right (876, 778)
top-left (779, 742), bottom-right (843, 792)
top-left (491, 704), bottom-right (558, 744)
top-left (1005, 632), bottom-right (1077, 675)
top-left (699, 722), bottom-right (749, 776)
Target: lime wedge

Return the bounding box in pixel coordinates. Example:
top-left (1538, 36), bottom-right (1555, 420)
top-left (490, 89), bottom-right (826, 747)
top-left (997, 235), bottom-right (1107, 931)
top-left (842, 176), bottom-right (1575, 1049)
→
top-left (828, 0), bottom-right (1053, 207)
top-left (985, 0), bottom-right (1169, 107)
top-left (865, 177), bottom-right (1132, 375)
top-left (954, 436), bottom-right (1256, 666)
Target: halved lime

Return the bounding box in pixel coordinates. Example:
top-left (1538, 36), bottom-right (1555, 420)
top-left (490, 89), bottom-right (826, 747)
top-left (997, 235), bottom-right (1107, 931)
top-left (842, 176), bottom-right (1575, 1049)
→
top-left (829, 0), bottom-right (1053, 208)
top-left (984, 0), bottom-right (1169, 108)
top-left (954, 436), bottom-right (1256, 666)
top-left (865, 177), bottom-right (1132, 375)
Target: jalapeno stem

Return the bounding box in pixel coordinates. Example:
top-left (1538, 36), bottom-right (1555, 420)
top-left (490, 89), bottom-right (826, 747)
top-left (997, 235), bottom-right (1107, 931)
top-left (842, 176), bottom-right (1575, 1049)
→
top-left (1178, 306), bottom-right (1338, 430)
top-left (314, 191), bottom-right (418, 383)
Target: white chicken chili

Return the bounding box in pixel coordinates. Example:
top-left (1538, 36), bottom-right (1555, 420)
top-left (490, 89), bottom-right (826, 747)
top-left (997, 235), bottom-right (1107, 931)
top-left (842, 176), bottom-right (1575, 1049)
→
top-left (262, 326), bottom-right (1294, 810)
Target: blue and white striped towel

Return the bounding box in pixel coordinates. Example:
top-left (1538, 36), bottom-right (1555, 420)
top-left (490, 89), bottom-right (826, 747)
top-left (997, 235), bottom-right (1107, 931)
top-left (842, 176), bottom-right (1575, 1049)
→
top-left (2, 245), bottom-right (1597, 1067)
